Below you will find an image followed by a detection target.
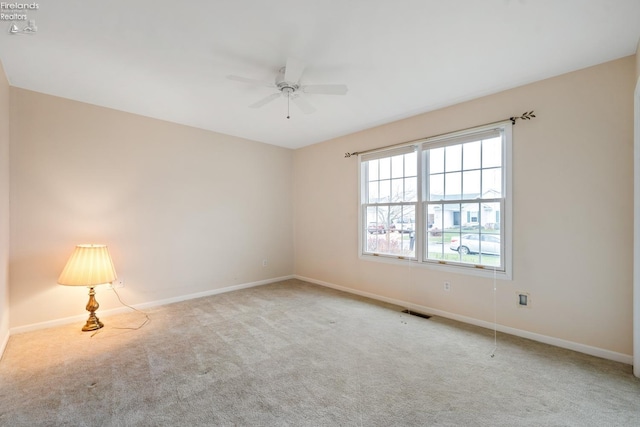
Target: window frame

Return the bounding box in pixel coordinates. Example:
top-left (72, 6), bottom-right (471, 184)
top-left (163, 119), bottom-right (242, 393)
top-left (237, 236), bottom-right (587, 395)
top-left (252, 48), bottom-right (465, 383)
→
top-left (360, 146), bottom-right (419, 261)
top-left (358, 122), bottom-right (512, 279)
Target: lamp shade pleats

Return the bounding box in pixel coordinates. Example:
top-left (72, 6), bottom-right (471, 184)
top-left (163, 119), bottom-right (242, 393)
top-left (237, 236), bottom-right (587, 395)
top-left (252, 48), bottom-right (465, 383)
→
top-left (57, 244), bottom-right (117, 286)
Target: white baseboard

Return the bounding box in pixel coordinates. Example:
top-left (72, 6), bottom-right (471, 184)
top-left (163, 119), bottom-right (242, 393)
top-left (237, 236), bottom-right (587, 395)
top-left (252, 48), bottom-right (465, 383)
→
top-left (8, 274), bottom-right (632, 366)
top-left (296, 275), bottom-right (634, 365)
top-left (9, 275), bottom-right (294, 335)
top-left (130, 275), bottom-right (295, 311)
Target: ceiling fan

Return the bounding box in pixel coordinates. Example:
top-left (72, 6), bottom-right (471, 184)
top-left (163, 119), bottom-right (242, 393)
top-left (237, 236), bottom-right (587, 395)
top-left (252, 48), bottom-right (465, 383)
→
top-left (227, 57), bottom-right (348, 118)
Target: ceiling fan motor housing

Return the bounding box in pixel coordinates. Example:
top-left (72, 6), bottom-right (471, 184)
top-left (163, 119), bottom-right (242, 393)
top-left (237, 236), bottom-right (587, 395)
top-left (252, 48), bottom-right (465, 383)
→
top-left (276, 66), bottom-right (299, 94)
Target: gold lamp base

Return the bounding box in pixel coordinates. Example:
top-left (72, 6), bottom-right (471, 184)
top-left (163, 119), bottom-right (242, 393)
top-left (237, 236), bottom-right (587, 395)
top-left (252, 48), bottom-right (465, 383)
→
top-left (82, 286), bottom-right (104, 332)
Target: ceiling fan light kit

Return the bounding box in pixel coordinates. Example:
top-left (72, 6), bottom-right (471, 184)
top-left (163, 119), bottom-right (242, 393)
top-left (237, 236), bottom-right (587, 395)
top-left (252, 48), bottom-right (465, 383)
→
top-left (227, 57), bottom-right (348, 119)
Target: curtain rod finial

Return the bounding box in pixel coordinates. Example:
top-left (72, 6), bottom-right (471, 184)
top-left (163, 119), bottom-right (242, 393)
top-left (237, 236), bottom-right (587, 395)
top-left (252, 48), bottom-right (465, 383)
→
top-left (511, 110), bottom-right (536, 125)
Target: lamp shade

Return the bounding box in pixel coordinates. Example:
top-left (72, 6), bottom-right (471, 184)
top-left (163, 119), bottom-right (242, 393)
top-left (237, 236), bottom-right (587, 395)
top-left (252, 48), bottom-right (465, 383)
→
top-left (57, 244), bottom-right (117, 287)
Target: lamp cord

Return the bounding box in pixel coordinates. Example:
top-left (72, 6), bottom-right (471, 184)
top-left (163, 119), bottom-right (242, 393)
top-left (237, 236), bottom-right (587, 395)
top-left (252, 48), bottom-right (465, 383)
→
top-left (89, 287), bottom-right (150, 337)
top-left (111, 286), bottom-right (150, 329)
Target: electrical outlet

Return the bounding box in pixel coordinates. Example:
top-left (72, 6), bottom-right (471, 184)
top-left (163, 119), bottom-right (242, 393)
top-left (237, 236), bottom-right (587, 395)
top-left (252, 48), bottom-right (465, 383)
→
top-left (517, 292), bottom-right (530, 308)
top-left (444, 281), bottom-right (451, 291)
top-left (262, 259), bottom-right (268, 267)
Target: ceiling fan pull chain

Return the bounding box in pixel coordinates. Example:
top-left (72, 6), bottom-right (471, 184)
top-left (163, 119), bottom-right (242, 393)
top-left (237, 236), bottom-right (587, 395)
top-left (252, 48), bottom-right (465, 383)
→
top-left (287, 92), bottom-right (290, 119)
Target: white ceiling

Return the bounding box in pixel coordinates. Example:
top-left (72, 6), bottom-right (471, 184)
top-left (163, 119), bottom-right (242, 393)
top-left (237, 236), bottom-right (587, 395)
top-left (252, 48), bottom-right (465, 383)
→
top-left (1, 1), bottom-right (639, 149)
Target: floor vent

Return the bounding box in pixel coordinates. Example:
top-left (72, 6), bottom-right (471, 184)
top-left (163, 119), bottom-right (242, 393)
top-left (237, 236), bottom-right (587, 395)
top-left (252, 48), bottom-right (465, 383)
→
top-left (401, 309), bottom-right (432, 319)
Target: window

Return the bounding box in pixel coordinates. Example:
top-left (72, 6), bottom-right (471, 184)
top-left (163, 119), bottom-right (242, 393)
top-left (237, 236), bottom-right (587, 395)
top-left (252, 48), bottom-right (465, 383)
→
top-left (360, 122), bottom-right (512, 277)
top-left (361, 146), bottom-right (418, 259)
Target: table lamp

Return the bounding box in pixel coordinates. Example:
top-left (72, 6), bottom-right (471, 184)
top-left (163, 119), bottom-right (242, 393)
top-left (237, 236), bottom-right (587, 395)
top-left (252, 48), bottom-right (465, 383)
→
top-left (57, 244), bottom-right (117, 331)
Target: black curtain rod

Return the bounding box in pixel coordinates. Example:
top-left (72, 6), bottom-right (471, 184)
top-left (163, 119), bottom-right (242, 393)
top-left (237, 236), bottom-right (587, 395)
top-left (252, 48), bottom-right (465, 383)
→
top-left (344, 111), bottom-right (535, 158)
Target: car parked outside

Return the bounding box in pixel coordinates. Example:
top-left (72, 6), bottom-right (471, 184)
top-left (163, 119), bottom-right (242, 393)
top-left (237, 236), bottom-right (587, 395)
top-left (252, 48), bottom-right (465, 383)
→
top-left (450, 234), bottom-right (500, 255)
top-left (367, 222), bottom-right (387, 234)
top-left (393, 218), bottom-right (414, 233)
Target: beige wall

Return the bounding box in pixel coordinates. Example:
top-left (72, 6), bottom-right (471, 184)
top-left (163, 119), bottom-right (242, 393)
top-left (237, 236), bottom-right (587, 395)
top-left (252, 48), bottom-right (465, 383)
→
top-left (0, 62), bottom-right (9, 349)
top-left (294, 56), bottom-right (635, 356)
top-left (9, 89), bottom-right (294, 329)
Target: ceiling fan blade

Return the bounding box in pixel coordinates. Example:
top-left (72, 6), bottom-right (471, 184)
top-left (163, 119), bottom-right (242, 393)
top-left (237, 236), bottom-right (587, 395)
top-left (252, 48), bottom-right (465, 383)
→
top-left (284, 57), bottom-right (306, 83)
top-left (301, 84), bottom-right (348, 95)
top-left (227, 75), bottom-right (275, 88)
top-left (291, 95), bottom-right (316, 114)
top-left (249, 92), bottom-right (281, 108)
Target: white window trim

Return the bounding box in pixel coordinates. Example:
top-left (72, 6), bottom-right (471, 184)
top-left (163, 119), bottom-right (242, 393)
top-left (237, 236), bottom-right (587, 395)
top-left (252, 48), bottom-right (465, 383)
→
top-left (358, 121), bottom-right (512, 280)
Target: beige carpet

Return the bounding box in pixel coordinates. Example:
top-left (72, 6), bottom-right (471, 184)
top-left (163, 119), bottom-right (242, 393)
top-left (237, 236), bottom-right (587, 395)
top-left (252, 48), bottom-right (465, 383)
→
top-left (1, 279), bottom-right (639, 426)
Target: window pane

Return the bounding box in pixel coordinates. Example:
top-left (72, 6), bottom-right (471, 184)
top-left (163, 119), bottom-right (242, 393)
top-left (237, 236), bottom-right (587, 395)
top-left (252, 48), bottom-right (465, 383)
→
top-left (463, 140), bottom-right (481, 170)
top-left (405, 152), bottom-right (417, 177)
top-left (482, 168), bottom-right (502, 196)
top-left (390, 178), bottom-right (404, 201)
top-left (462, 202), bottom-right (480, 228)
top-left (430, 203), bottom-right (443, 230)
top-left (368, 159), bottom-right (379, 181)
top-left (391, 155), bottom-right (404, 178)
top-left (368, 182), bottom-right (379, 203)
top-left (444, 172), bottom-right (461, 199)
top-left (481, 202), bottom-right (501, 231)
top-left (379, 157), bottom-right (391, 179)
top-left (445, 144), bottom-right (462, 172)
top-left (368, 206), bottom-right (391, 231)
top-left (426, 204), bottom-right (444, 260)
top-left (482, 137), bottom-right (502, 168)
top-left (404, 206), bottom-right (416, 227)
top-left (404, 177), bottom-right (417, 202)
top-left (379, 179), bottom-right (391, 202)
top-left (366, 206), bottom-right (378, 226)
top-left (478, 231), bottom-right (501, 267)
top-left (430, 147), bottom-right (444, 174)
top-left (426, 202), bottom-right (465, 262)
top-left (365, 206), bottom-right (382, 253)
top-left (393, 206), bottom-right (416, 257)
top-left (388, 205), bottom-right (402, 229)
top-left (427, 205), bottom-right (437, 233)
top-left (446, 203), bottom-right (462, 229)
top-left (446, 204), bottom-right (462, 262)
top-left (371, 206), bottom-right (385, 225)
top-left (365, 204), bottom-right (415, 257)
top-left (454, 232), bottom-right (481, 265)
top-left (429, 173), bottom-right (444, 200)
top-left (462, 170), bottom-right (480, 197)
top-left (365, 205), bottom-right (386, 253)
top-left (423, 199), bottom-right (504, 267)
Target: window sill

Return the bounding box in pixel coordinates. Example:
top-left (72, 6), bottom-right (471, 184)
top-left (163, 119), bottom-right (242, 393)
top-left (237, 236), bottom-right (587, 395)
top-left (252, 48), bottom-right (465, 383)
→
top-left (359, 253), bottom-right (512, 280)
